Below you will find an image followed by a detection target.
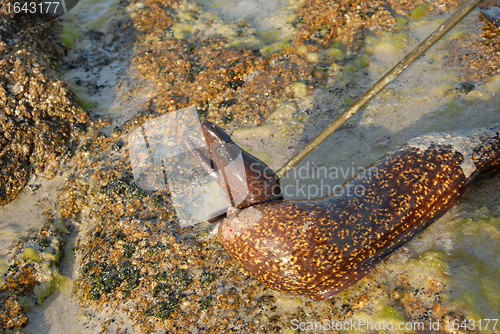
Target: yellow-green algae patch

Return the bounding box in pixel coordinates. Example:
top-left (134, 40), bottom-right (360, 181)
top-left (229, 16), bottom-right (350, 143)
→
top-left (0, 259), bottom-right (8, 286)
top-left (349, 298), bottom-right (407, 334)
top-left (125, 2), bottom-right (144, 18)
top-left (60, 26), bottom-right (81, 47)
top-left (164, 0), bottom-right (299, 57)
top-left (23, 247), bottom-right (41, 263)
top-left (409, 4), bottom-right (431, 21)
top-left (171, 22), bottom-right (196, 39)
top-left (74, 93), bottom-right (97, 110)
top-left (291, 82), bottom-right (308, 99)
top-left (226, 35), bottom-right (263, 49)
top-left (446, 211), bottom-right (500, 320)
top-left (486, 74), bottom-right (500, 93)
top-left (409, 249), bottom-right (449, 274)
top-left (259, 39), bottom-right (293, 57)
top-left (326, 43), bottom-right (345, 61)
top-left (34, 271), bottom-right (72, 305)
top-left (395, 16), bottom-right (408, 30)
top-left (371, 31), bottom-right (412, 57)
top-left (90, 14), bottom-right (111, 31)
top-left (257, 29), bottom-right (283, 45)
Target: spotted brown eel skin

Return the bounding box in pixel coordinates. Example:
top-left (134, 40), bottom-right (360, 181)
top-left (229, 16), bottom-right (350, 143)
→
top-left (186, 122), bottom-right (500, 301)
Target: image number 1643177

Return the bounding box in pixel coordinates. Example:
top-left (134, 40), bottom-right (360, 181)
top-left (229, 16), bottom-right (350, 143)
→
top-left (5, 0), bottom-right (80, 20)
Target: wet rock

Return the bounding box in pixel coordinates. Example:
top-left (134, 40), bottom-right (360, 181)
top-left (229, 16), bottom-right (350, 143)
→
top-left (0, 0), bottom-right (88, 206)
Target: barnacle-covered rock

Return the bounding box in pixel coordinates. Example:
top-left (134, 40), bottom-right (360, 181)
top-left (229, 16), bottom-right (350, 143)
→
top-left (0, 222), bottom-right (67, 330)
top-left (0, 0), bottom-right (88, 206)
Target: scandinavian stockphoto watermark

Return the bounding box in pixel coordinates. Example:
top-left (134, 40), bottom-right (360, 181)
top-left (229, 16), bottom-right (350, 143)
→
top-left (276, 161), bottom-right (378, 200)
top-left (5, 0), bottom-right (79, 20)
top-left (290, 318), bottom-right (498, 332)
top-left (244, 160), bottom-right (379, 200)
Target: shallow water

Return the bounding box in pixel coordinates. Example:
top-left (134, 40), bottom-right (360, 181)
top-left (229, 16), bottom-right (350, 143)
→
top-left (2, 0), bottom-right (500, 332)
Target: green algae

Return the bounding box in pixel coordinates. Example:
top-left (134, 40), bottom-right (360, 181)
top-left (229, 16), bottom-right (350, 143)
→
top-left (350, 299), bottom-right (408, 334)
top-left (486, 74), bottom-right (500, 93)
top-left (171, 269), bottom-right (192, 292)
top-left (410, 4), bottom-right (430, 21)
top-left (177, 11), bottom-right (196, 22)
top-left (260, 39), bottom-right (292, 56)
top-left (146, 243), bottom-right (169, 256)
top-left (410, 249), bottom-right (449, 273)
top-left (100, 177), bottom-right (147, 199)
top-left (441, 100), bottom-right (466, 116)
top-left (200, 271), bottom-right (215, 286)
top-left (363, 35), bottom-right (379, 51)
top-left (152, 283), bottom-right (172, 297)
top-left (226, 35), bottom-right (263, 49)
top-left (60, 26), bottom-right (81, 47)
top-left (171, 22), bottom-right (195, 39)
top-left (0, 260), bottom-right (8, 286)
top-left (196, 227), bottom-right (211, 241)
top-left (88, 286), bottom-right (101, 300)
top-left (326, 47), bottom-right (344, 61)
top-left (349, 299), bottom-right (409, 334)
top-left (125, 2), bottom-right (144, 18)
top-left (85, 260), bottom-right (141, 301)
top-left (233, 123), bottom-right (275, 139)
top-left (38, 238), bottom-right (50, 248)
top-left (74, 94), bottom-right (96, 110)
top-left (306, 52), bottom-right (322, 63)
top-left (123, 242), bottom-right (136, 258)
top-left (199, 296), bottom-right (213, 311)
top-left (82, 261), bottom-right (95, 275)
top-left (372, 31), bottom-right (411, 56)
top-left (39, 251), bottom-right (59, 263)
top-left (257, 29), bottom-right (282, 45)
top-left (23, 247), bottom-right (41, 263)
top-left (353, 54), bottom-right (370, 69)
top-left (61, 24), bottom-right (82, 47)
top-left (145, 297), bottom-right (179, 319)
top-left (479, 276), bottom-right (500, 309)
top-left (90, 14), bottom-right (110, 31)
top-left (268, 103), bottom-right (297, 121)
top-left (379, 305), bottom-right (406, 323)
top-left (395, 16), bottom-right (408, 29)
top-left (444, 28), bottom-right (469, 41)
top-left (443, 211), bottom-right (500, 323)
top-left (34, 271), bottom-right (71, 305)
top-left (291, 82), bottom-right (308, 99)
top-left (296, 44), bottom-right (308, 55)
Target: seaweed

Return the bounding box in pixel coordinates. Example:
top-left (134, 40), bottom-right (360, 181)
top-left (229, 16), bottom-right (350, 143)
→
top-left (171, 269), bottom-right (191, 292)
top-left (145, 297), bottom-right (179, 319)
top-left (199, 296), bottom-right (213, 311)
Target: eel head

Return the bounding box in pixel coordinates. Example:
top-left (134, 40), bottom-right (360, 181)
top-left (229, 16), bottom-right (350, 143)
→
top-left (183, 121), bottom-right (282, 209)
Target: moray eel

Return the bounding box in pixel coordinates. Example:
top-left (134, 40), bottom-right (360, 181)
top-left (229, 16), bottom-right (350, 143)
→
top-left (183, 122), bottom-right (282, 208)
top-left (185, 121), bottom-right (500, 301)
